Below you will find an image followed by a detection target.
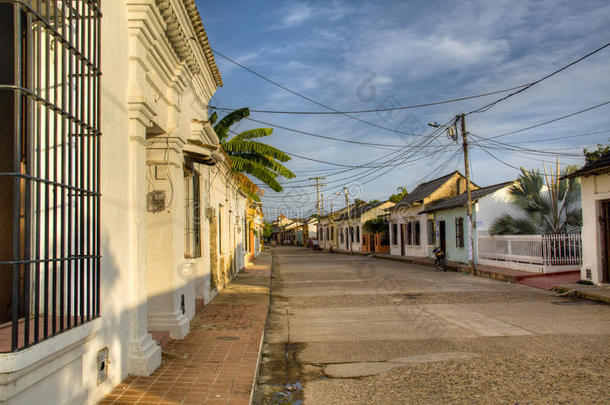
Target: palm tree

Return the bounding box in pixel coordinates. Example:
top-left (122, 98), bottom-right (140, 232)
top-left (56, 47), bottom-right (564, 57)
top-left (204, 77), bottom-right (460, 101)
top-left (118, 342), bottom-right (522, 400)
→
top-left (490, 163), bottom-right (582, 235)
top-left (389, 186), bottom-right (408, 203)
top-left (210, 108), bottom-right (295, 200)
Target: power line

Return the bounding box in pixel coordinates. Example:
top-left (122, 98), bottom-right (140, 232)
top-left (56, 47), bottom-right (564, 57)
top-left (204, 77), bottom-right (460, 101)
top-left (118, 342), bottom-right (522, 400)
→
top-left (244, 117), bottom-right (406, 148)
top-left (474, 100), bottom-right (610, 141)
top-left (260, 123), bottom-right (453, 197)
top-left (213, 48), bottom-right (424, 137)
top-left (506, 128), bottom-right (610, 145)
top-left (209, 83), bottom-right (531, 114)
top-left (467, 42), bottom-right (610, 115)
top-left (468, 133), bottom-right (585, 157)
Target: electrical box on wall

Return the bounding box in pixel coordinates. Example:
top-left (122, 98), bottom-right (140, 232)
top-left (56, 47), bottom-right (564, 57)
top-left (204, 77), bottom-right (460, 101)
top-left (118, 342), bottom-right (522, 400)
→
top-left (97, 347), bottom-right (109, 385)
top-left (147, 190), bottom-right (166, 212)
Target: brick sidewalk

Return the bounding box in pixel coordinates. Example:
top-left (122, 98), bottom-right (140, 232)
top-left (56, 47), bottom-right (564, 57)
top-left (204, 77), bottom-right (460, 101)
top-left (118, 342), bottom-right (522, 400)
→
top-left (99, 253), bottom-right (271, 405)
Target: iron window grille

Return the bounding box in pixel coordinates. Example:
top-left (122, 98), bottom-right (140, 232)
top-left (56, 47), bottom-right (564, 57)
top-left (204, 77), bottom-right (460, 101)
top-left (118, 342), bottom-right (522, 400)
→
top-left (0, 0), bottom-right (102, 352)
top-left (456, 217), bottom-right (465, 248)
top-left (427, 219), bottom-right (435, 245)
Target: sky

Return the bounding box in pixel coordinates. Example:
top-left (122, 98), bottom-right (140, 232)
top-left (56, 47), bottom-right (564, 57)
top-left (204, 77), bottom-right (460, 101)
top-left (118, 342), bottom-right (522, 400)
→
top-left (198, 0), bottom-right (610, 219)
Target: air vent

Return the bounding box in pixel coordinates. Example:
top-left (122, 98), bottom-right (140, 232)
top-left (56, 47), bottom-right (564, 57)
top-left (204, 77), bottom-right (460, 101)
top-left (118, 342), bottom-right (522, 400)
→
top-left (97, 347), bottom-right (109, 385)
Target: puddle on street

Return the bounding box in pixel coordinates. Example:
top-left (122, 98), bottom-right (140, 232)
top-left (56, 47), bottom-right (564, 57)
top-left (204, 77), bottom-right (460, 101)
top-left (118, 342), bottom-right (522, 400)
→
top-left (270, 381), bottom-right (303, 404)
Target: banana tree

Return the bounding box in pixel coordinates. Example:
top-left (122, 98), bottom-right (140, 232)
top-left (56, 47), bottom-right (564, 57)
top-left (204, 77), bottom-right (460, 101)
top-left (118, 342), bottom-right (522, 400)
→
top-left (210, 108), bottom-right (295, 200)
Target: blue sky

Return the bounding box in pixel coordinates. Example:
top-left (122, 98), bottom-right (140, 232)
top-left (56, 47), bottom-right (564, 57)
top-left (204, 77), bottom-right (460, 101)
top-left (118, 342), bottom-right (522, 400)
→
top-left (199, 0), bottom-right (610, 219)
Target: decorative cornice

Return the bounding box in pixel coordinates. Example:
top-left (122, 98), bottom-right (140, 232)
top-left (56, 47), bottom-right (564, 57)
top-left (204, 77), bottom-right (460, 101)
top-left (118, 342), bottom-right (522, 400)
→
top-left (155, 0), bottom-right (223, 87)
top-left (182, 0), bottom-right (223, 87)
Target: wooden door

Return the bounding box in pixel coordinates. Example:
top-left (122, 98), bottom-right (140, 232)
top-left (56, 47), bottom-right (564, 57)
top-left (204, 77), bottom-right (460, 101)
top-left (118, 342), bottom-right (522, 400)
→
top-left (439, 221), bottom-right (446, 253)
top-left (400, 224), bottom-right (405, 256)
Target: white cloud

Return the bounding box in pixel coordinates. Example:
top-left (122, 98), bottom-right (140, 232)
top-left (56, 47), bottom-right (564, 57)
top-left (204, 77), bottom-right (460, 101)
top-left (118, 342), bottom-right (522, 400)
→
top-left (277, 3), bottom-right (313, 28)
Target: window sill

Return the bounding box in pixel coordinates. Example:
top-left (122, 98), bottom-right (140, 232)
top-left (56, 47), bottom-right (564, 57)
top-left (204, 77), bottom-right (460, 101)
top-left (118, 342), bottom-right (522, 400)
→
top-left (0, 317), bottom-right (101, 374)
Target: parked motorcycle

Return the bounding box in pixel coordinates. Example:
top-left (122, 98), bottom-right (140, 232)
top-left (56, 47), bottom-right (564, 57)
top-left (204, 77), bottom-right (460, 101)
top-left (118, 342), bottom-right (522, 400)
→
top-left (433, 247), bottom-right (447, 272)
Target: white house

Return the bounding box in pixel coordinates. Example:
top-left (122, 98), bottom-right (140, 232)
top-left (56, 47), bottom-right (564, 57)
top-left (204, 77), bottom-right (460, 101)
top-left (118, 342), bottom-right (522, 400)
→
top-left (388, 171), bottom-right (476, 258)
top-left (565, 154), bottom-right (610, 284)
top-left (335, 201), bottom-right (395, 253)
top-left (0, 1), bottom-right (258, 404)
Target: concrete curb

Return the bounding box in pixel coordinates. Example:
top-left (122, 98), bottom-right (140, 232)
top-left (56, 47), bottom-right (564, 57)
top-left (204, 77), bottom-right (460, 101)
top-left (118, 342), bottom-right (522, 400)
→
top-left (249, 249), bottom-right (275, 404)
top-left (249, 329), bottom-right (266, 405)
top-left (552, 285), bottom-right (610, 304)
top-left (370, 254), bottom-right (524, 283)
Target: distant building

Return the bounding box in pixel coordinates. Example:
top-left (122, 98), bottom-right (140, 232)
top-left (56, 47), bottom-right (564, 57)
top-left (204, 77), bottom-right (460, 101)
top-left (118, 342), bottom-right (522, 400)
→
top-left (388, 171), bottom-right (477, 258)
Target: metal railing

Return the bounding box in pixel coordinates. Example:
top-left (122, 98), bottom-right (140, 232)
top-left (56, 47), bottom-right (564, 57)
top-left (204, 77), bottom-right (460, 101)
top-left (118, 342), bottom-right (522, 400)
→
top-left (478, 233), bottom-right (582, 266)
top-left (0, 0), bottom-right (101, 352)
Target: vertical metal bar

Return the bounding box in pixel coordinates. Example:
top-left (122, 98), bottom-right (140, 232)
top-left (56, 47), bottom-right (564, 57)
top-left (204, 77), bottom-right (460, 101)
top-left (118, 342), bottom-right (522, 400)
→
top-left (78, 0), bottom-right (85, 326)
top-left (86, 0), bottom-right (92, 321)
top-left (34, 0), bottom-right (42, 342)
top-left (52, 0), bottom-right (59, 336)
top-left (11, 2), bottom-right (22, 352)
top-left (59, 0), bottom-right (66, 332)
top-left (95, 3), bottom-right (100, 317)
top-left (44, 0), bottom-right (52, 338)
top-left (72, 0), bottom-right (80, 327)
top-left (66, 0), bottom-right (73, 329)
top-left (23, 4), bottom-right (33, 349)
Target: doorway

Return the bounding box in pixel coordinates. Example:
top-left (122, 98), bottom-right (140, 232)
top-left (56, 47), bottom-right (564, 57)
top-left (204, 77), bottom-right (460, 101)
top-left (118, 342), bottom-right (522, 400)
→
top-left (400, 224), bottom-right (405, 256)
top-left (439, 221), bottom-right (446, 254)
top-left (600, 200), bottom-right (610, 282)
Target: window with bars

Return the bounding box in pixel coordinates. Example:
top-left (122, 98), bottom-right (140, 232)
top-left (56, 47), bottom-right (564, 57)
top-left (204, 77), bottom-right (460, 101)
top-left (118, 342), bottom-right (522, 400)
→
top-left (455, 217), bottom-right (465, 248)
top-left (427, 219), bottom-right (435, 245)
top-left (0, 0), bottom-right (101, 352)
top-left (218, 204), bottom-right (223, 253)
top-left (414, 221), bottom-right (420, 246)
top-left (392, 223), bottom-right (397, 245)
top-left (184, 159), bottom-right (201, 258)
top-left (356, 226), bottom-right (360, 243)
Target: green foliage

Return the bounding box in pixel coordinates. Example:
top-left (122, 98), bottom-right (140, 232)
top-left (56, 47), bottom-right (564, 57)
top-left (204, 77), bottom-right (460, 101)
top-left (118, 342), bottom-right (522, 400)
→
top-left (263, 222), bottom-right (273, 239)
top-left (389, 186), bottom-right (408, 203)
top-left (213, 108), bottom-right (295, 193)
top-left (490, 165), bottom-right (582, 235)
top-left (363, 218), bottom-right (388, 234)
top-left (584, 144), bottom-right (610, 164)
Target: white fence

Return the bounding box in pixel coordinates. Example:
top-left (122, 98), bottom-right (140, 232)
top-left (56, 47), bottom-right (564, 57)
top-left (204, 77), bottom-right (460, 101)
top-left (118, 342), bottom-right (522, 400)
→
top-left (478, 233), bottom-right (581, 273)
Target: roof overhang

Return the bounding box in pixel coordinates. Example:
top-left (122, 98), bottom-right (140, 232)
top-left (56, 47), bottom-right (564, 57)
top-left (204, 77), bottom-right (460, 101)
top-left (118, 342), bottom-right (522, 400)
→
top-left (184, 142), bottom-right (216, 165)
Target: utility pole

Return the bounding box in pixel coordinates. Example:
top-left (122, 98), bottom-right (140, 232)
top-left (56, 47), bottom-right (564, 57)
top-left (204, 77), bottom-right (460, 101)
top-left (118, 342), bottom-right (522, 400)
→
top-left (329, 199), bottom-right (334, 252)
top-left (460, 114), bottom-right (475, 270)
top-left (320, 193), bottom-right (324, 216)
top-left (344, 187), bottom-right (352, 253)
top-left (309, 177), bottom-right (325, 217)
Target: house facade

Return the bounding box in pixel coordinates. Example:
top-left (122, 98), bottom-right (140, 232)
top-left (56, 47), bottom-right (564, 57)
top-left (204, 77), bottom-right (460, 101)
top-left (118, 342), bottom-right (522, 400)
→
top-left (565, 154), bottom-right (610, 284)
top-left (421, 182), bottom-right (512, 264)
top-left (388, 171), bottom-right (477, 258)
top-left (0, 1), bottom-right (259, 404)
top-left (335, 201), bottom-right (395, 253)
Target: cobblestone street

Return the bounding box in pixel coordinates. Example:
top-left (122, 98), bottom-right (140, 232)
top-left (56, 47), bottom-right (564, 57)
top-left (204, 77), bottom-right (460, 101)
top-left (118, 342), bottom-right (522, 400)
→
top-left (255, 247), bottom-right (610, 404)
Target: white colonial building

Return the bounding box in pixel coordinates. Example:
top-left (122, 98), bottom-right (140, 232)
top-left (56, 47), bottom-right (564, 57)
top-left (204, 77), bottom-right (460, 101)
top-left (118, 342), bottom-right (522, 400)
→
top-left (0, 1), bottom-right (259, 404)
